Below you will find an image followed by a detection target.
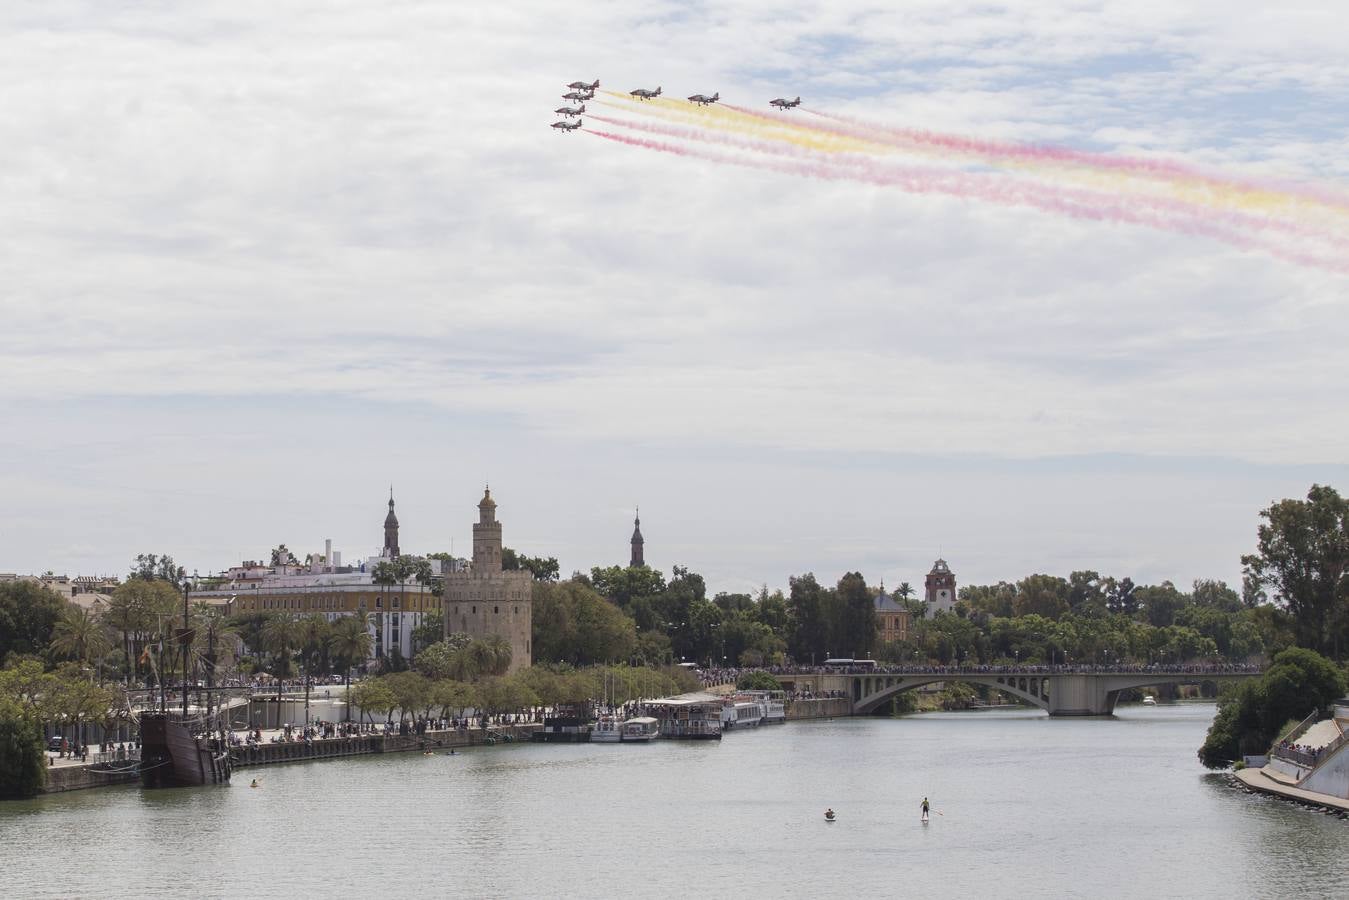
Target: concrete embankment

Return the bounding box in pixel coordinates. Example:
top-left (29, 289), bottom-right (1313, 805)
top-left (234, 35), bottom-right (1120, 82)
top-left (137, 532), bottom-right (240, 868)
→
top-left (41, 763), bottom-right (139, 794)
top-left (1233, 766), bottom-right (1349, 815)
top-left (785, 698), bottom-right (852, 720)
top-left (231, 724), bottom-right (541, 769)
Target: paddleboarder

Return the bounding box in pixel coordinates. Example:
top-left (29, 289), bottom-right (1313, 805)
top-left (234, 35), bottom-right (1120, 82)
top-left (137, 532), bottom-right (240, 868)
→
top-left (921, 797), bottom-right (929, 822)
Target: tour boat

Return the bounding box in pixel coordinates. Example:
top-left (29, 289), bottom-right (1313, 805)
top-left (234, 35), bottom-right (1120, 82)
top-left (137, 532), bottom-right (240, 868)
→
top-left (742, 690), bottom-right (787, 724)
top-left (620, 716), bottom-right (660, 742)
top-left (721, 698), bottom-right (766, 730)
top-left (591, 714), bottom-right (622, 743)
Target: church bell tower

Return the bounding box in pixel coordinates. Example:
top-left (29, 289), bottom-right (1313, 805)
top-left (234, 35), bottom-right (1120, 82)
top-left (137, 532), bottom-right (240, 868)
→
top-left (383, 489), bottom-right (400, 558)
top-left (630, 508), bottom-right (645, 568)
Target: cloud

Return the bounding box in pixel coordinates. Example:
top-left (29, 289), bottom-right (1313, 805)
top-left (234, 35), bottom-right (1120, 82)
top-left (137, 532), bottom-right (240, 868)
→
top-left (0, 0), bottom-right (1345, 585)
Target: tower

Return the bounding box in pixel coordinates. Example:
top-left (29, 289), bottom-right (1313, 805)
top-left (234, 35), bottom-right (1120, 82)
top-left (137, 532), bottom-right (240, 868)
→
top-left (473, 486), bottom-right (503, 573)
top-left (630, 508), bottom-right (645, 568)
top-left (446, 486), bottom-right (532, 673)
top-left (925, 558), bottom-right (956, 614)
top-left (383, 489), bottom-right (400, 558)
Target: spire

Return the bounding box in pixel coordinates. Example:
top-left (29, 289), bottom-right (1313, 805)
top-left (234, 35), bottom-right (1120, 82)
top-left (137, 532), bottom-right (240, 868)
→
top-left (630, 507), bottom-right (645, 568)
top-left (383, 489), bottom-right (400, 558)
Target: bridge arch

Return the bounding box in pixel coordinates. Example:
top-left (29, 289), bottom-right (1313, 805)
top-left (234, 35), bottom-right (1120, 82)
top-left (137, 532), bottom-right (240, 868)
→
top-left (852, 674), bottom-right (1050, 715)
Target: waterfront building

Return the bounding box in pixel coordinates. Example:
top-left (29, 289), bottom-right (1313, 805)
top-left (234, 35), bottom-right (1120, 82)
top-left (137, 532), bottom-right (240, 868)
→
top-left (873, 590), bottom-right (912, 643)
top-left (925, 558), bottom-right (957, 615)
top-left (443, 487), bottom-right (533, 673)
top-left (630, 508), bottom-right (645, 567)
top-left (194, 495), bottom-right (440, 662)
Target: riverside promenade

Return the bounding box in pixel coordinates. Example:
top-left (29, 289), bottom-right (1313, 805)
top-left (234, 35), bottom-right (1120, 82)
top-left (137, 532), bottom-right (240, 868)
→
top-left (1234, 766), bottom-right (1349, 814)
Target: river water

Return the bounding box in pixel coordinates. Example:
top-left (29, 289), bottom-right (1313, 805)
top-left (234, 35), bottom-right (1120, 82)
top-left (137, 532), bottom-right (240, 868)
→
top-left (3, 703), bottom-right (1346, 898)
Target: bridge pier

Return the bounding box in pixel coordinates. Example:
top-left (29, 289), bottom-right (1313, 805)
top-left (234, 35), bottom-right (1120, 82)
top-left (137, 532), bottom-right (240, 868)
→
top-left (1044, 675), bottom-right (1118, 716)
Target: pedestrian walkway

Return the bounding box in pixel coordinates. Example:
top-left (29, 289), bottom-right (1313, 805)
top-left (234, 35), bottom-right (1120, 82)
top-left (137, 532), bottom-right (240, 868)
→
top-left (1234, 766), bottom-right (1349, 812)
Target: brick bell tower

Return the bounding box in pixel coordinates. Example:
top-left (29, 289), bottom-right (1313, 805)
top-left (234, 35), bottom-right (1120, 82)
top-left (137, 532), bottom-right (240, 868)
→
top-left (473, 486), bottom-right (503, 573)
top-left (925, 558), bottom-right (956, 614)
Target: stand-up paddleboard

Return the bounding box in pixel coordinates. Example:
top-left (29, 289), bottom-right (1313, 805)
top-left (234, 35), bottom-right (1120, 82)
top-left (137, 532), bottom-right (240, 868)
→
top-left (824, 809), bottom-right (836, 822)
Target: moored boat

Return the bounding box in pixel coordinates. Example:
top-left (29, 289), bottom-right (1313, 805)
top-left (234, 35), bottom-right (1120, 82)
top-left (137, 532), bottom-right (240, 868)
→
top-left (139, 712), bottom-right (231, 788)
top-left (620, 716), bottom-right (660, 742)
top-left (591, 714), bottom-right (622, 743)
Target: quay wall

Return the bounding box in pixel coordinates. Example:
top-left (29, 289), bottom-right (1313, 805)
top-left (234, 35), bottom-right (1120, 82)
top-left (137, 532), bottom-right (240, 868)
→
top-left (785, 698), bottom-right (851, 720)
top-left (230, 724), bottom-right (540, 769)
top-left (41, 764), bottom-right (138, 794)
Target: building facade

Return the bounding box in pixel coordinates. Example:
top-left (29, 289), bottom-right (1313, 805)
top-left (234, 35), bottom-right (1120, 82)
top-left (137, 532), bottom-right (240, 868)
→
top-left (443, 488), bottom-right (533, 673)
top-left (925, 558), bottom-right (957, 615)
top-left (874, 591), bottom-right (912, 644)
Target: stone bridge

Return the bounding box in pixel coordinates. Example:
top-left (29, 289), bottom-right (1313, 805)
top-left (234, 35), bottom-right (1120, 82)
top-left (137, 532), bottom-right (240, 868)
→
top-left (776, 668), bottom-right (1261, 717)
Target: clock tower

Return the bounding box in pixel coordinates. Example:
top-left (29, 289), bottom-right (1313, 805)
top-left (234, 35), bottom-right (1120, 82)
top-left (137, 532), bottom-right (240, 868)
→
top-left (925, 558), bottom-right (956, 614)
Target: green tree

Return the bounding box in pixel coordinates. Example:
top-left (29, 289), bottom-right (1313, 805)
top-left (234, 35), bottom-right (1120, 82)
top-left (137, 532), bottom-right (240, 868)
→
top-left (130, 553), bottom-right (181, 582)
top-left (788, 573), bottom-right (828, 663)
top-left (832, 572), bottom-right (877, 660)
top-left (328, 614), bottom-right (373, 721)
top-left (350, 679), bottom-right (395, 725)
top-left (1198, 646), bottom-right (1346, 768)
top-left (0, 698), bottom-right (46, 799)
top-left (49, 605), bottom-right (112, 668)
top-left (1013, 574), bottom-right (1070, 619)
top-left (735, 670), bottom-right (783, 691)
top-left (1242, 484), bottom-right (1349, 657)
top-left (0, 581), bottom-right (68, 665)
top-left (531, 581), bottom-right (637, 665)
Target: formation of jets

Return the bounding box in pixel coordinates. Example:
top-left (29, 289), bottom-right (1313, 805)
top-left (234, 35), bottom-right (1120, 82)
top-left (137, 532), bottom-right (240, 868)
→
top-left (550, 77), bottom-right (803, 132)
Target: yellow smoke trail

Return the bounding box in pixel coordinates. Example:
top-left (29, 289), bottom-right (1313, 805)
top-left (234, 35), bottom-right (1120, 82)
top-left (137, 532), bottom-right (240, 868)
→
top-left (602, 91), bottom-right (1349, 226)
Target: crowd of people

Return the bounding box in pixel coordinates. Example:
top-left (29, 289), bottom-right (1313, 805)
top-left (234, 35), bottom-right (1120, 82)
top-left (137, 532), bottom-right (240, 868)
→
top-left (700, 661), bottom-right (1263, 685)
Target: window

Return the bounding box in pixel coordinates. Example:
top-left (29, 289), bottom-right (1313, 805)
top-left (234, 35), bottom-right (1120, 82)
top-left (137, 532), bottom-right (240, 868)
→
top-left (471, 606), bottom-right (476, 614)
top-left (494, 606), bottom-right (499, 615)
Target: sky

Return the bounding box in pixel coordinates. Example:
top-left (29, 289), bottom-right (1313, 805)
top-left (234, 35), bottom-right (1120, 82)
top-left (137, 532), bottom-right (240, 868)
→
top-left (2, 1), bottom-right (1346, 597)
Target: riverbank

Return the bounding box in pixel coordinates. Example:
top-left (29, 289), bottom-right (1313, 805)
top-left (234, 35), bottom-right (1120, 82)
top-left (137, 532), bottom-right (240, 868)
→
top-left (1232, 765), bottom-right (1349, 816)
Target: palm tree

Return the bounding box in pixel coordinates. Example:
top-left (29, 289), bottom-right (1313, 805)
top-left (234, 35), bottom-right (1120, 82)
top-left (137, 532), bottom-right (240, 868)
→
top-left (896, 582), bottom-right (915, 601)
top-left (328, 614), bottom-right (373, 721)
top-left (371, 562), bottom-right (398, 660)
top-left (50, 606), bottom-right (112, 672)
top-left (481, 634), bottom-right (513, 677)
top-left (261, 613), bottom-right (301, 711)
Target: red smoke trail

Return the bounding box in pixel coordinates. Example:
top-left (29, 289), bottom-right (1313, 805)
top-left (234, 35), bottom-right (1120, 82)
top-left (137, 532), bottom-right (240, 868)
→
top-left (583, 127), bottom-right (1349, 274)
top-left (588, 113), bottom-right (1349, 254)
top-left (718, 103), bottom-right (1349, 217)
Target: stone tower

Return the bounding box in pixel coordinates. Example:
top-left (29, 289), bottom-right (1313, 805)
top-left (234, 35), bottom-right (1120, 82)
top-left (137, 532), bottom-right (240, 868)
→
top-left (383, 489), bottom-right (400, 558)
top-left (445, 487), bottom-right (533, 673)
top-left (925, 558), bottom-right (956, 614)
top-left (630, 508), bottom-right (645, 568)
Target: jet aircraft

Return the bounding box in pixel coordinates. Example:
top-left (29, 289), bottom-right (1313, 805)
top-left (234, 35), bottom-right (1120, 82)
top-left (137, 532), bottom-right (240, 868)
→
top-left (769, 96), bottom-right (801, 109)
top-left (562, 89), bottom-right (595, 101)
top-left (629, 86), bottom-right (662, 100)
top-left (567, 79), bottom-right (599, 91)
top-left (551, 119), bottom-right (582, 132)
top-left (686, 91), bottom-right (720, 106)
top-left (554, 103), bottom-right (586, 117)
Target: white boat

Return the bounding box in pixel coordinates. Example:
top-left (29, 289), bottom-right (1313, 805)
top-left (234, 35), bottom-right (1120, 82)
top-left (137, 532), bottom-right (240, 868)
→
top-left (721, 698), bottom-right (766, 730)
top-left (620, 716), bottom-right (660, 742)
top-left (591, 714), bottom-right (622, 743)
top-left (1142, 695), bottom-right (1157, 706)
top-left (741, 690), bottom-right (787, 724)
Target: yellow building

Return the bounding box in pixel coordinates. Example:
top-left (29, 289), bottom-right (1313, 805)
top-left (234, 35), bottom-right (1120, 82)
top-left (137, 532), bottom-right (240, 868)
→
top-left (875, 591), bottom-right (912, 644)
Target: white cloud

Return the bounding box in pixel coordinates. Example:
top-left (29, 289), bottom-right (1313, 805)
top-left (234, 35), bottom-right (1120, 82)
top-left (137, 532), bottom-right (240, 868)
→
top-left (0, 0), bottom-right (1345, 586)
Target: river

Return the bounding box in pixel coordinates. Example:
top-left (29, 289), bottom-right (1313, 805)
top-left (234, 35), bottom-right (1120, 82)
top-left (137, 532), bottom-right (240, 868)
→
top-left (2, 703), bottom-right (1345, 898)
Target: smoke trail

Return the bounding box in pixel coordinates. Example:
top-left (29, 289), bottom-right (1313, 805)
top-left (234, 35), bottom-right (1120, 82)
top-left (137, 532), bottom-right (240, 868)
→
top-left (583, 127), bottom-right (1349, 274)
top-left (589, 112), bottom-right (1349, 253)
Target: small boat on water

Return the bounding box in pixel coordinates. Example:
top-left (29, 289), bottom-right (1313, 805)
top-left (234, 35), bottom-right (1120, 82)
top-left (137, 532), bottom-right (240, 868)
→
top-left (1142, 695), bottom-right (1157, 706)
top-left (620, 717), bottom-right (660, 742)
top-left (591, 714), bottom-right (622, 743)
